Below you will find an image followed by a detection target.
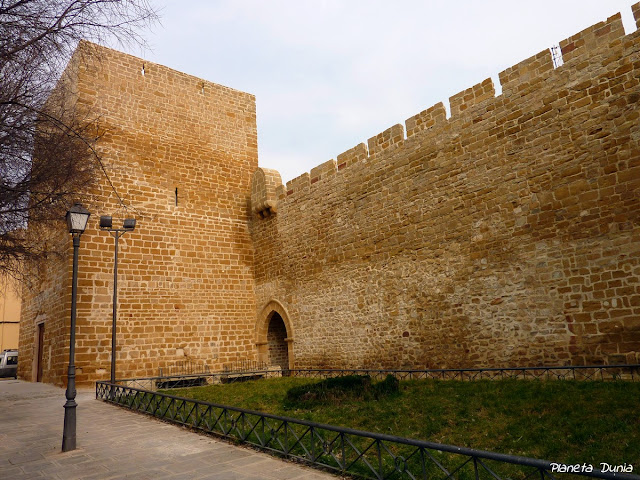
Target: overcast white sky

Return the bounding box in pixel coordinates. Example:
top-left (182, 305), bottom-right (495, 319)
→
top-left (128, 1), bottom-right (638, 184)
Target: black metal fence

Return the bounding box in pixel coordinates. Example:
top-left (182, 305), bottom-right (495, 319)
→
top-left (222, 359), bottom-right (269, 373)
top-left (286, 364), bottom-right (640, 382)
top-left (117, 367), bottom-right (282, 391)
top-left (117, 364), bottom-right (640, 392)
top-left (95, 380), bottom-right (639, 480)
top-left (158, 359), bottom-right (211, 377)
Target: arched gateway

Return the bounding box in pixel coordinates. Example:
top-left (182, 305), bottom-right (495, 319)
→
top-left (256, 300), bottom-right (294, 371)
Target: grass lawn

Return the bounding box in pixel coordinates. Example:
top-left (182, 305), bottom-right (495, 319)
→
top-left (166, 376), bottom-right (640, 466)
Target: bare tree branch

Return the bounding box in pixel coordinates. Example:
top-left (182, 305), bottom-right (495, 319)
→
top-left (0, 0), bottom-right (159, 281)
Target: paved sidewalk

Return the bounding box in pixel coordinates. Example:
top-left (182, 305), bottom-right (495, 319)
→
top-left (0, 380), bottom-right (338, 479)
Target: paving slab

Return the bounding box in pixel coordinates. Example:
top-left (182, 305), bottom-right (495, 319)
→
top-left (0, 380), bottom-right (340, 479)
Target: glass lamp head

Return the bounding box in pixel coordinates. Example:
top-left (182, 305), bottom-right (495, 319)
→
top-left (66, 203), bottom-right (91, 234)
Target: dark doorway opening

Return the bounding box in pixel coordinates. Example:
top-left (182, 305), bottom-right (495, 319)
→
top-left (267, 312), bottom-right (289, 371)
top-left (36, 323), bottom-right (44, 382)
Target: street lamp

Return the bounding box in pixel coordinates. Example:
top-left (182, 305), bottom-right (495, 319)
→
top-left (100, 215), bottom-right (136, 392)
top-left (62, 203), bottom-right (90, 452)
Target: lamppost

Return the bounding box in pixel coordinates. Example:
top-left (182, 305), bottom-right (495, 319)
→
top-left (99, 215), bottom-right (136, 392)
top-left (62, 203), bottom-right (91, 452)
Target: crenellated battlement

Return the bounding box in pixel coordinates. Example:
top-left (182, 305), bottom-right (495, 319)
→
top-left (23, 4), bottom-right (640, 386)
top-left (449, 78), bottom-right (495, 117)
top-left (498, 49), bottom-right (554, 97)
top-left (367, 123), bottom-right (405, 157)
top-left (310, 159), bottom-right (337, 185)
top-left (256, 6), bottom-right (639, 209)
top-left (251, 4), bottom-right (640, 371)
top-left (405, 103), bottom-right (447, 138)
top-left (337, 143), bottom-right (368, 171)
top-left (559, 13), bottom-right (625, 63)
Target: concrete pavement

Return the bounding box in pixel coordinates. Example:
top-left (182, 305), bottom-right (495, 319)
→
top-left (0, 380), bottom-right (338, 479)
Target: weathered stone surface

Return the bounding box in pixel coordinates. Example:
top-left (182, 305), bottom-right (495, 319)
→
top-left (252, 168), bottom-right (282, 217)
top-left (250, 22), bottom-right (640, 370)
top-left (18, 13), bottom-right (640, 385)
top-left (19, 41), bottom-right (258, 385)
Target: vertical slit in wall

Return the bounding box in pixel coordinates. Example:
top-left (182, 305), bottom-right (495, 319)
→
top-left (492, 74), bottom-right (502, 96)
top-left (443, 99), bottom-right (451, 119)
top-left (175, 188), bottom-right (178, 206)
top-left (141, 63), bottom-right (146, 76)
top-left (620, 7), bottom-right (637, 35)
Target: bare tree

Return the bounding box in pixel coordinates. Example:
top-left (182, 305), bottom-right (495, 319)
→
top-left (0, 0), bottom-right (159, 280)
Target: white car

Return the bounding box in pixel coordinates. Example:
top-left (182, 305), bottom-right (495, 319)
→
top-left (0, 350), bottom-right (18, 378)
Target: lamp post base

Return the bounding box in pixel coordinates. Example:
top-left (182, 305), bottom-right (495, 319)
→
top-left (61, 399), bottom-right (77, 452)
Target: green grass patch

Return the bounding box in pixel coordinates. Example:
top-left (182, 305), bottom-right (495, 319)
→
top-left (164, 377), bottom-right (640, 466)
top-left (283, 374), bottom-right (399, 408)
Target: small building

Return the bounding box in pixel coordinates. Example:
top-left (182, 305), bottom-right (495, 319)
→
top-left (0, 277), bottom-right (21, 352)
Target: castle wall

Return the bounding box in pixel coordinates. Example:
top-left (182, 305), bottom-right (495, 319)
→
top-left (19, 42), bottom-right (258, 385)
top-left (250, 12), bottom-right (640, 369)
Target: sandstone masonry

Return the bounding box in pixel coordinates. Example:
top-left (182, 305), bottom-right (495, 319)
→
top-left (250, 11), bottom-right (640, 369)
top-left (19, 7), bottom-right (640, 385)
top-left (19, 41), bottom-right (258, 385)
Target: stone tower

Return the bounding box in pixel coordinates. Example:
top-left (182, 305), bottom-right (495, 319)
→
top-left (18, 41), bottom-right (259, 385)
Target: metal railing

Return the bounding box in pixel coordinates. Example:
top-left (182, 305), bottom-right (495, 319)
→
top-left (286, 364), bottom-right (640, 382)
top-left (117, 364), bottom-right (640, 391)
top-left (116, 368), bottom-right (282, 391)
top-left (158, 359), bottom-right (211, 377)
top-left (222, 359), bottom-right (269, 373)
top-left (96, 381), bottom-right (639, 480)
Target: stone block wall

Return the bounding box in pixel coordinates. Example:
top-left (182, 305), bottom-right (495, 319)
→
top-left (18, 229), bottom-right (71, 384)
top-left (19, 42), bottom-right (258, 385)
top-left (266, 314), bottom-right (289, 370)
top-left (250, 11), bottom-right (640, 369)
top-left (18, 8), bottom-right (640, 384)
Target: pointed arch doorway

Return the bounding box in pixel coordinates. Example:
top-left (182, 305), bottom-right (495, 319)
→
top-left (256, 300), bottom-right (294, 372)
